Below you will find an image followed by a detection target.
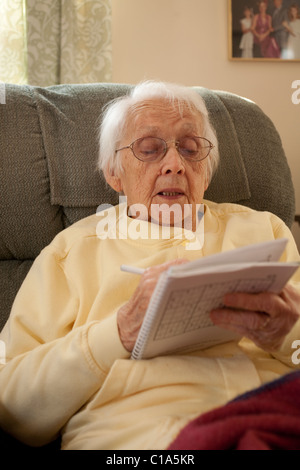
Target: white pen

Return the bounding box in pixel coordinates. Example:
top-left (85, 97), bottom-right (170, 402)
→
top-left (120, 265), bottom-right (146, 275)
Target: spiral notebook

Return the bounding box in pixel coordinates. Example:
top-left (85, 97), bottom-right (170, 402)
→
top-left (131, 238), bottom-right (299, 360)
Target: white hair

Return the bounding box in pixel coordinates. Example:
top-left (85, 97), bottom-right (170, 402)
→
top-left (98, 81), bottom-right (219, 183)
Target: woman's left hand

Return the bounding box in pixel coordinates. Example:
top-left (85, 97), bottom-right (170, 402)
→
top-left (210, 284), bottom-right (300, 352)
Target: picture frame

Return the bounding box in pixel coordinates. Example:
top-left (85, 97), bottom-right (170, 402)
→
top-left (229, 0), bottom-right (300, 61)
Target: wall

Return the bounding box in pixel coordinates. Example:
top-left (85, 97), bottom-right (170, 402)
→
top-left (111, 0), bottom-right (300, 246)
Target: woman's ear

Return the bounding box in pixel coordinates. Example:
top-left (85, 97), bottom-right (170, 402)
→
top-left (104, 168), bottom-right (123, 193)
top-left (204, 175), bottom-right (209, 191)
top-left (203, 167), bottom-right (209, 192)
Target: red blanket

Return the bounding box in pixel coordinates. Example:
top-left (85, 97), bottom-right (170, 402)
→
top-left (168, 371), bottom-right (300, 450)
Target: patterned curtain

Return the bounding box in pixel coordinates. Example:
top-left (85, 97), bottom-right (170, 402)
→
top-left (0, 0), bottom-right (112, 86)
top-left (0, 0), bottom-right (27, 84)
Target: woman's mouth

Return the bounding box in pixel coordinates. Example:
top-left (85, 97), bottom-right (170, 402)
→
top-left (159, 191), bottom-right (182, 196)
top-left (157, 189), bottom-right (185, 199)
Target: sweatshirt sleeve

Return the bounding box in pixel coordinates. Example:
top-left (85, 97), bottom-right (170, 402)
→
top-left (0, 242), bottom-right (129, 447)
top-left (269, 216), bottom-right (300, 368)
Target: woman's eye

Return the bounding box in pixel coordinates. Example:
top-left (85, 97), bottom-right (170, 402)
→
top-left (141, 147), bottom-right (159, 155)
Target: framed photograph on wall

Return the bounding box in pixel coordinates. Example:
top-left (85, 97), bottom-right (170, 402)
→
top-left (229, 0), bottom-right (300, 61)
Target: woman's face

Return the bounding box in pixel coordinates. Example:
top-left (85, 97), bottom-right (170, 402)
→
top-left (259, 2), bottom-right (267, 13)
top-left (290, 7), bottom-right (297, 19)
top-left (106, 99), bottom-right (209, 231)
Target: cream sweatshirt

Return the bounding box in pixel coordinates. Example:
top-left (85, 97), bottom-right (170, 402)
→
top-left (0, 200), bottom-right (300, 450)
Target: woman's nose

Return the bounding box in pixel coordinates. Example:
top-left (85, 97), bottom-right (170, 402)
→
top-left (160, 144), bottom-right (185, 175)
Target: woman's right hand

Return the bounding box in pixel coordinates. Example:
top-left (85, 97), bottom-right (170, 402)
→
top-left (117, 259), bottom-right (188, 351)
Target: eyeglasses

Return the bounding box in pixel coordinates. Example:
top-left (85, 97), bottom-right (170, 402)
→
top-left (115, 136), bottom-right (214, 163)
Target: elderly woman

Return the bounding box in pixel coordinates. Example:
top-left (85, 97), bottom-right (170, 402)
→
top-left (0, 81), bottom-right (300, 450)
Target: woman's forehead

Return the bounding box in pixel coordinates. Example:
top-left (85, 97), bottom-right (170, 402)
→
top-left (126, 99), bottom-right (202, 133)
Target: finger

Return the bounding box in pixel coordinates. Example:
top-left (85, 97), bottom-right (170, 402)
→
top-left (142, 258), bottom-right (189, 286)
top-left (144, 258), bottom-right (189, 275)
top-left (210, 308), bottom-right (282, 351)
top-left (223, 291), bottom-right (285, 318)
top-left (210, 308), bottom-right (270, 331)
top-left (280, 284), bottom-right (300, 309)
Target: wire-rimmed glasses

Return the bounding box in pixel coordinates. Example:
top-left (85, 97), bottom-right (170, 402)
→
top-left (115, 136), bottom-right (214, 163)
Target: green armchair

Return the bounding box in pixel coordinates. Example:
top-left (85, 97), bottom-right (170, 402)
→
top-left (0, 82), bottom-right (295, 448)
